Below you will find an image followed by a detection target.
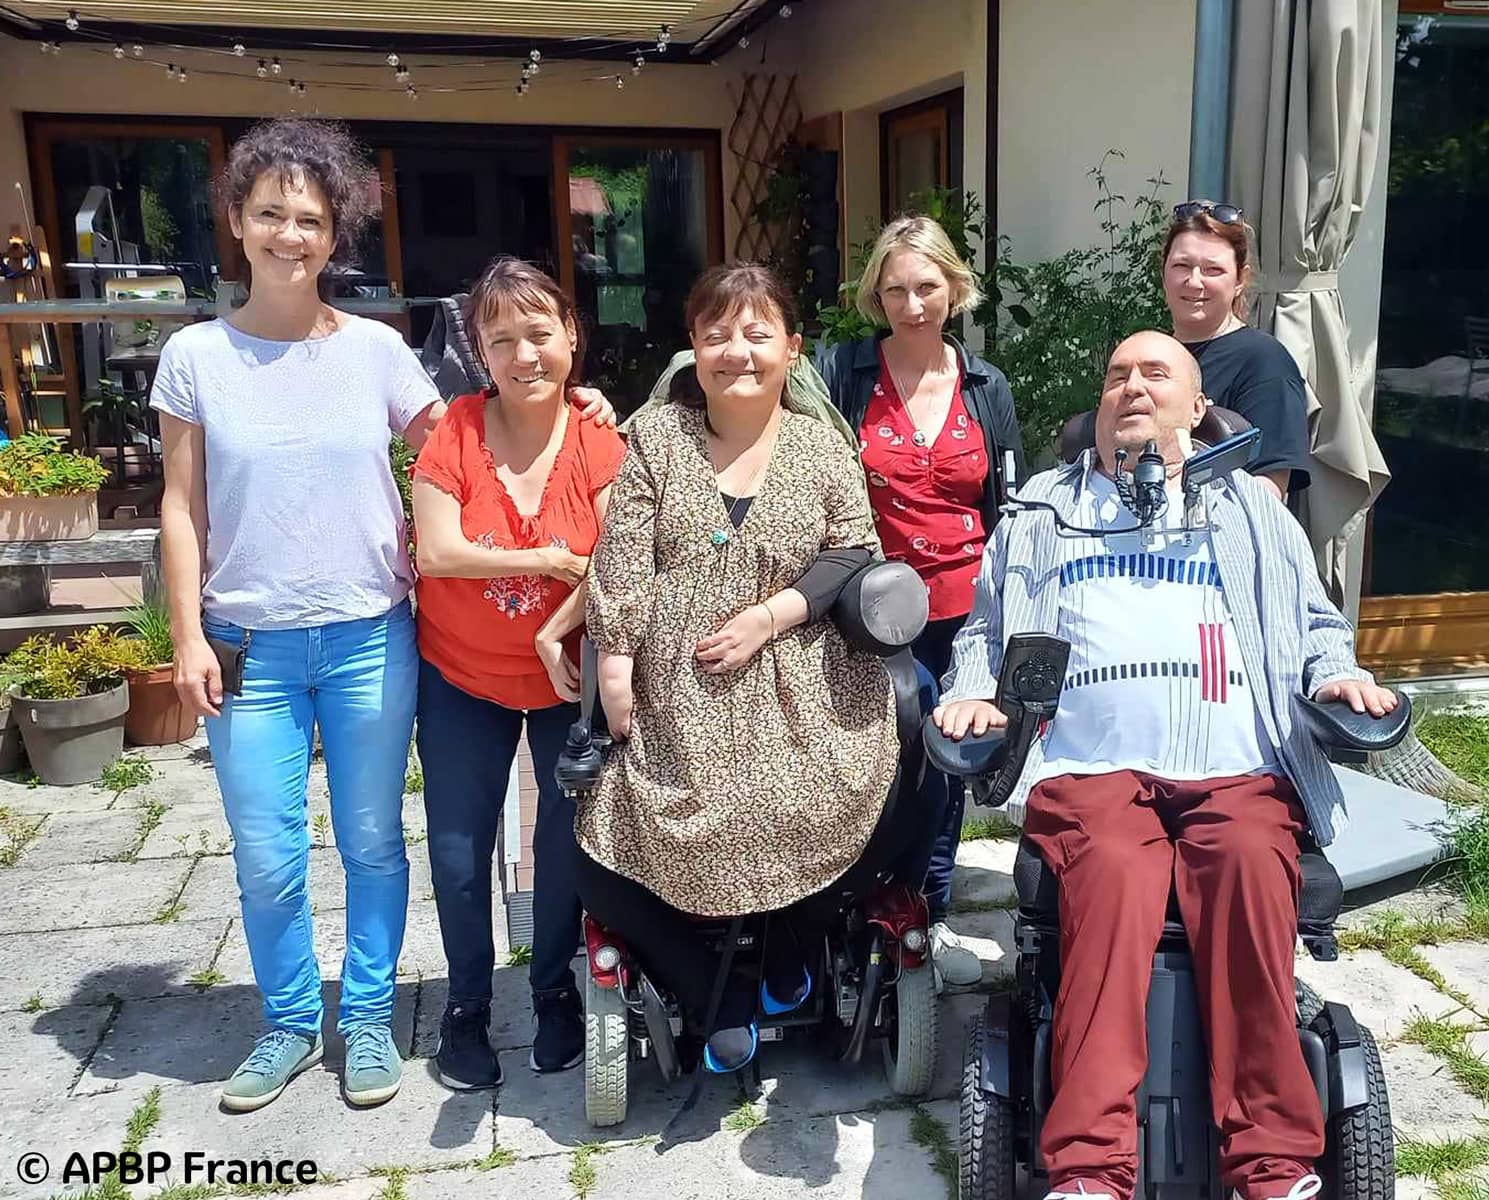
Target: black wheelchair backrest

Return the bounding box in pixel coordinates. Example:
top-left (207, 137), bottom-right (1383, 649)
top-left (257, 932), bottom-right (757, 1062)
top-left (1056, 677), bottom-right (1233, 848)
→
top-left (1057, 405), bottom-right (1252, 464)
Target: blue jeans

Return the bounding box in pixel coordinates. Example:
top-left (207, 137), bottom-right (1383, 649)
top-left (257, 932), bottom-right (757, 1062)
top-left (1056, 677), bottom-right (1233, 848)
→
top-left (203, 601), bottom-right (417, 1037)
top-left (915, 616), bottom-right (967, 923)
top-left (416, 659), bottom-right (581, 1000)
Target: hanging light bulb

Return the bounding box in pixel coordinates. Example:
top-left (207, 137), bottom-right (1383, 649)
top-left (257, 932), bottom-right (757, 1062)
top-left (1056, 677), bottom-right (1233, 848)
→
top-left (287, 77), bottom-right (298, 92)
top-left (520, 62), bottom-right (532, 79)
top-left (232, 41), bottom-right (246, 56)
top-left (394, 65), bottom-right (410, 82)
top-left (270, 56), bottom-right (282, 74)
top-left (529, 48), bottom-right (541, 62)
top-left (256, 58), bottom-right (268, 77)
top-left (780, 3), bottom-right (793, 15)
top-left (165, 62), bottom-right (177, 78)
top-left (738, 34), bottom-right (750, 48)
top-left (64, 9), bottom-right (79, 31)
top-left (634, 52), bottom-right (645, 70)
top-left (616, 75), bottom-right (625, 89)
top-left (405, 83), bottom-right (418, 100)
top-left (112, 43), bottom-right (125, 58)
top-left (632, 62), bottom-right (642, 76)
top-left (177, 67), bottom-right (188, 83)
top-left (528, 61), bottom-right (540, 76)
top-left (386, 51), bottom-right (401, 67)
top-left (516, 80), bottom-right (529, 96)
top-left (132, 43), bottom-right (144, 56)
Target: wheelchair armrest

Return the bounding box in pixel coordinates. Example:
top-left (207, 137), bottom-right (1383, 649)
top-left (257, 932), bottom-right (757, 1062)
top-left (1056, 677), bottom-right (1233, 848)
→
top-left (554, 637), bottom-right (609, 797)
top-left (1297, 691), bottom-right (1411, 759)
top-left (922, 714), bottom-right (1009, 779)
top-left (831, 560), bottom-right (929, 657)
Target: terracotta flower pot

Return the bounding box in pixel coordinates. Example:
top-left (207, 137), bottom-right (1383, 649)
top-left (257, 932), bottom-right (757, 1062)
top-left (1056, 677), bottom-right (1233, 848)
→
top-left (125, 664), bottom-right (198, 746)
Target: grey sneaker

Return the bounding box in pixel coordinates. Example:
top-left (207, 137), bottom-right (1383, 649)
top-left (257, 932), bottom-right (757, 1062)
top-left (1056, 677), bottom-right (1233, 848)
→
top-left (343, 1023), bottom-right (402, 1107)
top-left (220, 1029), bottom-right (323, 1112)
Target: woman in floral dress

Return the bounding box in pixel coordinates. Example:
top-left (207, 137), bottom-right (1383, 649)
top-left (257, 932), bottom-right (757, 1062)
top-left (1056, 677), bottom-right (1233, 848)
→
top-left (575, 263), bottom-right (907, 1074)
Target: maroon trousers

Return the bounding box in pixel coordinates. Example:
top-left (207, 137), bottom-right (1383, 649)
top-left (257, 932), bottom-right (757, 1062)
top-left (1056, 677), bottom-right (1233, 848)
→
top-left (1021, 770), bottom-right (1325, 1200)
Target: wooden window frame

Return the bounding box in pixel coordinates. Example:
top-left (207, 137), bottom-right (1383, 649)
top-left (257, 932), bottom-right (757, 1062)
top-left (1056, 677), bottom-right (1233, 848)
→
top-left (879, 87), bottom-right (965, 223)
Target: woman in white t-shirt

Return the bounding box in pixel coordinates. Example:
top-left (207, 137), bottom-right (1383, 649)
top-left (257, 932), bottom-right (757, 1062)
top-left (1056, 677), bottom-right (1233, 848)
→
top-left (151, 118), bottom-right (613, 1114)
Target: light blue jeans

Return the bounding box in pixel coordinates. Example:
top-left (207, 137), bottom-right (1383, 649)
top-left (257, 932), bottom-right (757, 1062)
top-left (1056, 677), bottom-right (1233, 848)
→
top-left (203, 600), bottom-right (417, 1037)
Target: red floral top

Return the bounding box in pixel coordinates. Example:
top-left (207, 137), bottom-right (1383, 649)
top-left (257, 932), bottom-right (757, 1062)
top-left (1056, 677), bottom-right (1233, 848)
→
top-left (859, 356), bottom-right (989, 621)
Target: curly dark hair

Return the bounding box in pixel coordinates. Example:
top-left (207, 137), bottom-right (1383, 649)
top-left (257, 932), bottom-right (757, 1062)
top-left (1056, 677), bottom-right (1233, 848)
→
top-left (217, 118), bottom-right (380, 267)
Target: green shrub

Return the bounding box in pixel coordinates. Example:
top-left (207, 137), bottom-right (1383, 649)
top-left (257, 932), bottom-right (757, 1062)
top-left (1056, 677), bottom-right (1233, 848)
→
top-left (0, 433), bottom-right (111, 498)
top-left (0, 627), bottom-right (138, 700)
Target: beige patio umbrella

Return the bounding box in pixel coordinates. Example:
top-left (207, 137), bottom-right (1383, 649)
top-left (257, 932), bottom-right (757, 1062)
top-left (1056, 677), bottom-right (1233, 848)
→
top-left (1227, 0), bottom-right (1391, 614)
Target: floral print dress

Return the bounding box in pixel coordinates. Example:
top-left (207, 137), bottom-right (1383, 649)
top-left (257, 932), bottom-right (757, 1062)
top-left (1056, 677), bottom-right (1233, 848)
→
top-left (580, 404), bottom-right (901, 917)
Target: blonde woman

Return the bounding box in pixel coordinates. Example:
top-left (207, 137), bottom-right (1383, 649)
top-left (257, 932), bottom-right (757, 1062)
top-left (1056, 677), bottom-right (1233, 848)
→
top-left (816, 215), bottom-right (1023, 989)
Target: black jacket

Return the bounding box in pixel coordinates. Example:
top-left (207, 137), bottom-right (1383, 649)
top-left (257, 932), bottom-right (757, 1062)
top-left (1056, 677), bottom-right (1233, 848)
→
top-left (815, 331), bottom-right (1025, 533)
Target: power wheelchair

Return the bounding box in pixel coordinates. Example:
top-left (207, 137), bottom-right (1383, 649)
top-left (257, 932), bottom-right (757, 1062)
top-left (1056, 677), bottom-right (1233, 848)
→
top-left (924, 636), bottom-right (1409, 1200)
top-left (556, 560), bottom-right (945, 1127)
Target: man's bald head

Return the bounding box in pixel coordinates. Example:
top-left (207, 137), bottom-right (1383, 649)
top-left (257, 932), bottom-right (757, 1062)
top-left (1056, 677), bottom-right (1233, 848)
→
top-left (1095, 329), bottom-right (1209, 470)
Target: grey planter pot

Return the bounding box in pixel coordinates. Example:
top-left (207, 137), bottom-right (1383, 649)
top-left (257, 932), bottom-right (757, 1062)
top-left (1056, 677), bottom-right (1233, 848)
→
top-left (12, 682), bottom-right (128, 786)
top-left (0, 696), bottom-right (24, 774)
top-left (0, 566), bottom-right (49, 617)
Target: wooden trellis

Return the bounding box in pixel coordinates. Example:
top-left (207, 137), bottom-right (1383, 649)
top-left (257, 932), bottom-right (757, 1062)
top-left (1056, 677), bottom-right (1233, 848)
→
top-left (727, 72), bottom-right (802, 261)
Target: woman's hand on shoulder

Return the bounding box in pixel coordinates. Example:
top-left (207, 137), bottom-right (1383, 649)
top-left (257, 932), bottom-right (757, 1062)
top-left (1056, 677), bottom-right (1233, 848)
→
top-left (571, 386), bottom-right (617, 428)
top-left (536, 635), bottom-right (581, 703)
top-left (695, 604), bottom-right (773, 674)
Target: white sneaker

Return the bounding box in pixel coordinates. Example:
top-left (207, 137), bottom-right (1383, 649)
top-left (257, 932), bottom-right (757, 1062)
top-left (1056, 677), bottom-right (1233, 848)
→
top-left (930, 922), bottom-right (983, 988)
top-left (1233, 1174), bottom-right (1323, 1200)
top-left (1045, 1181), bottom-right (1116, 1200)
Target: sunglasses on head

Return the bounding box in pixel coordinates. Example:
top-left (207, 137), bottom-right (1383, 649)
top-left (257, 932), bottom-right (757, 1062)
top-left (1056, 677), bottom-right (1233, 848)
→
top-left (1173, 200), bottom-right (1244, 224)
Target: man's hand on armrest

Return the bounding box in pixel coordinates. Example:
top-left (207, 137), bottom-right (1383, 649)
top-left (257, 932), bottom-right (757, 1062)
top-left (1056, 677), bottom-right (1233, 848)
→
top-left (1312, 679), bottom-right (1398, 718)
top-left (932, 699), bottom-right (1009, 740)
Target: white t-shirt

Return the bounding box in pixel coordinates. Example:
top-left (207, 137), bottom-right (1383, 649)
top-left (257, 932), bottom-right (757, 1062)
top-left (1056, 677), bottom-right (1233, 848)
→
top-left (150, 315), bottom-right (438, 629)
top-left (1036, 472), bottom-right (1277, 783)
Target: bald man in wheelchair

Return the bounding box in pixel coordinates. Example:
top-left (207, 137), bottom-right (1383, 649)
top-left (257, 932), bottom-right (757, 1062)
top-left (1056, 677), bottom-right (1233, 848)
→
top-left (934, 331), bottom-right (1396, 1200)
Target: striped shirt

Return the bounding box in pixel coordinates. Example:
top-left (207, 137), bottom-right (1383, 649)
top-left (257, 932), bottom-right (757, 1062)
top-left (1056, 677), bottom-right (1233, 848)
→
top-left (1035, 472), bottom-right (1277, 783)
top-left (941, 451), bottom-right (1372, 845)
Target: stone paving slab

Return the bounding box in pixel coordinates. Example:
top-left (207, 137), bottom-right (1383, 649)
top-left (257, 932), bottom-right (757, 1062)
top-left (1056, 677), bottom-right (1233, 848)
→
top-left (136, 804), bottom-right (234, 860)
top-left (1378, 1039), bottom-right (1489, 1141)
top-left (949, 838), bottom-right (1017, 909)
top-left (19, 810), bottom-right (141, 868)
top-left (0, 859), bottom-right (190, 934)
top-left (0, 777), bottom-right (128, 816)
top-left (1421, 941), bottom-right (1489, 1019)
top-left (1295, 948), bottom-right (1479, 1038)
top-left (71, 981), bottom-right (420, 1098)
top-left (0, 916), bottom-right (229, 1010)
top-left (0, 1005), bottom-right (113, 1107)
top-left (0, 1086), bottom-right (156, 1197)
top-left (949, 908), bottom-right (1016, 987)
top-left (402, 1159), bottom-right (575, 1200)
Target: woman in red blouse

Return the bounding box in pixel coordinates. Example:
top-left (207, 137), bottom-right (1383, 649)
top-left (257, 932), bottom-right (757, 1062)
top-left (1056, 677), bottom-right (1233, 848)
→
top-left (411, 258), bottom-right (625, 1091)
top-left (817, 215), bottom-right (1024, 990)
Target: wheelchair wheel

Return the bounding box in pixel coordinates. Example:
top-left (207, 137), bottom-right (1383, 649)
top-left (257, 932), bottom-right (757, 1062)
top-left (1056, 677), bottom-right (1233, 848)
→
top-left (883, 960), bottom-right (939, 1095)
top-left (584, 973), bottom-right (629, 1128)
top-left (1326, 1023), bottom-right (1393, 1200)
top-left (959, 1011), bottom-right (1016, 1200)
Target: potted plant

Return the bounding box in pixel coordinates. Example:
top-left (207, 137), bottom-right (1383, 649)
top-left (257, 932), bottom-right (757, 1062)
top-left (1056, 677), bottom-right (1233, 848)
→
top-left (118, 598), bottom-right (195, 746)
top-left (0, 626), bottom-right (133, 784)
top-left (0, 690), bottom-right (23, 774)
top-left (0, 433), bottom-right (111, 543)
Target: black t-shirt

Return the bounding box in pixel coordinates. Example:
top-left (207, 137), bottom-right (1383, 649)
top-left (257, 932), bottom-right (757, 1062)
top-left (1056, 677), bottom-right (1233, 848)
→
top-left (1184, 326), bottom-right (1312, 493)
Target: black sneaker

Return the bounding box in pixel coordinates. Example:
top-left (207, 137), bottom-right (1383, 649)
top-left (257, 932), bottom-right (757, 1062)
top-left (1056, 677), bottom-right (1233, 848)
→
top-left (530, 985), bottom-right (584, 1073)
top-left (436, 1002), bottom-right (501, 1091)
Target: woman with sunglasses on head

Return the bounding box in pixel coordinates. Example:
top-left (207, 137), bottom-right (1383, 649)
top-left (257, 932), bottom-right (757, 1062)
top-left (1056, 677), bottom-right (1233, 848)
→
top-left (1162, 201), bottom-right (1311, 501)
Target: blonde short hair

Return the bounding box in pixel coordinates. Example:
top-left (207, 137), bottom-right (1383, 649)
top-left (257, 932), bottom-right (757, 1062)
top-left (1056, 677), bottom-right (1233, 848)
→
top-left (855, 215), bottom-right (983, 325)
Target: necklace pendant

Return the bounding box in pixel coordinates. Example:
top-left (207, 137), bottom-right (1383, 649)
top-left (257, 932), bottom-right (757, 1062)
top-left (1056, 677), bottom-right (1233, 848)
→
top-left (912, 430), bottom-right (928, 447)
top-left (710, 529), bottom-right (730, 547)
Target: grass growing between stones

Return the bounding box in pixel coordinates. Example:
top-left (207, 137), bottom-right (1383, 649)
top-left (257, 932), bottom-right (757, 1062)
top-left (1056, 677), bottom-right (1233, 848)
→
top-left (1419, 712), bottom-right (1489, 796)
top-left (507, 945), bottom-right (533, 967)
top-left (567, 1142), bottom-right (611, 1199)
top-left (48, 1085), bottom-right (165, 1200)
top-left (370, 1166), bottom-right (409, 1200)
top-left (962, 814), bottom-right (1019, 841)
top-left (0, 805), bottom-right (45, 865)
top-left (950, 896), bottom-right (1018, 914)
top-left (908, 1106), bottom-right (958, 1200)
top-left (1396, 1131), bottom-right (1489, 1183)
top-left (188, 966), bottom-right (226, 991)
top-left (22, 991), bottom-right (43, 1012)
top-left (108, 796), bottom-right (168, 863)
top-left (472, 1147), bottom-right (516, 1170)
top-left (1401, 1016), bottom-right (1489, 1102)
top-left (723, 1099), bottom-right (766, 1131)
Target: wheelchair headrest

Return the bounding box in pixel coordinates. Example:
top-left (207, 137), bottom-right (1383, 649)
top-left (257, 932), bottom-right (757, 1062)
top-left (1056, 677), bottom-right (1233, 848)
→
top-left (1056, 405), bottom-right (1253, 465)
